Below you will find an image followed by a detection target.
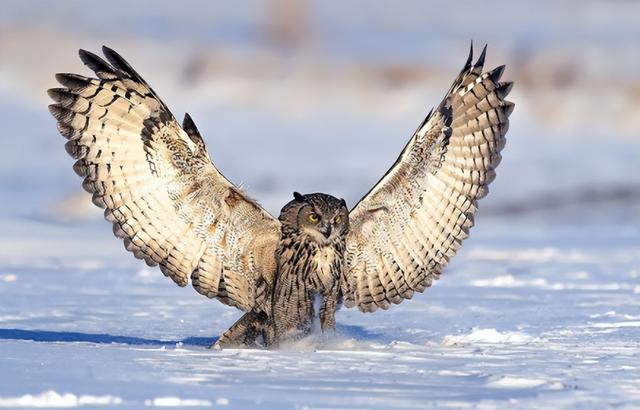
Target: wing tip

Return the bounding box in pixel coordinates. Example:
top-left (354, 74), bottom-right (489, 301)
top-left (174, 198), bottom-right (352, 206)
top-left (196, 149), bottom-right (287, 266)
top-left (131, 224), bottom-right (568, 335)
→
top-left (54, 72), bottom-right (90, 89)
top-left (488, 64), bottom-right (506, 83)
top-left (100, 45), bottom-right (122, 66)
top-left (502, 101), bottom-right (515, 117)
top-left (182, 112), bottom-right (195, 130)
top-left (56, 122), bottom-right (75, 139)
top-left (101, 44), bottom-right (116, 55)
top-left (78, 48), bottom-right (117, 77)
top-left (474, 44), bottom-right (488, 69)
top-left (78, 48), bottom-right (94, 62)
top-left (496, 81), bottom-right (514, 99)
top-left (463, 41), bottom-right (474, 71)
top-left (463, 41), bottom-right (488, 72)
top-left (100, 45), bottom-right (139, 81)
top-left (47, 103), bottom-right (68, 121)
top-left (46, 87), bottom-right (67, 102)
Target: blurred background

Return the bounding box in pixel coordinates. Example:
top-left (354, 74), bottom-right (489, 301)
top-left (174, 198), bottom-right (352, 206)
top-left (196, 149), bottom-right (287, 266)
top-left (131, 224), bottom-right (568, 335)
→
top-left (1, 4), bottom-right (638, 405)
top-left (0, 0), bottom-right (638, 265)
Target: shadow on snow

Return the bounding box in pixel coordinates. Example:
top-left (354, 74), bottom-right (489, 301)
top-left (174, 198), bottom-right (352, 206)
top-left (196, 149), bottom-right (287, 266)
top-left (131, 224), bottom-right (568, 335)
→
top-left (0, 324), bottom-right (385, 347)
top-left (0, 328), bottom-right (215, 347)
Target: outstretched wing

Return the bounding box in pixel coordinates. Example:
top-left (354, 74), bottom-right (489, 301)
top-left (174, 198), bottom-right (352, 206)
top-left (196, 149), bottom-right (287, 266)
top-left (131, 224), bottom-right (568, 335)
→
top-left (342, 45), bottom-right (513, 312)
top-left (48, 46), bottom-right (280, 311)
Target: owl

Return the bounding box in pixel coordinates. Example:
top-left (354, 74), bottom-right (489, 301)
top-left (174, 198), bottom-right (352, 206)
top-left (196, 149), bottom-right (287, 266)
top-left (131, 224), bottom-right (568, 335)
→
top-left (48, 44), bottom-right (513, 348)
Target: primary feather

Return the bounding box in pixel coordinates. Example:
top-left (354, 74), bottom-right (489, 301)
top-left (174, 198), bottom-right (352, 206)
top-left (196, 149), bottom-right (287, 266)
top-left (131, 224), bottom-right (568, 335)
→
top-left (48, 46), bottom-right (280, 312)
top-left (342, 44), bottom-right (513, 312)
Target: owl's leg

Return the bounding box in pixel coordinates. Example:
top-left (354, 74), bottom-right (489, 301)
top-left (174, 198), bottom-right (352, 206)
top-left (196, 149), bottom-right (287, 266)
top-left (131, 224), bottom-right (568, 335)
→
top-left (319, 292), bottom-right (338, 332)
top-left (211, 311), bottom-right (269, 349)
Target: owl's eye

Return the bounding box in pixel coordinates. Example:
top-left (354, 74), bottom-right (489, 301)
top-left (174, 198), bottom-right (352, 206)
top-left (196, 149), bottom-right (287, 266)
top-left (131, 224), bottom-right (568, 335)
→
top-left (308, 213), bottom-right (320, 223)
top-left (334, 215), bottom-right (342, 224)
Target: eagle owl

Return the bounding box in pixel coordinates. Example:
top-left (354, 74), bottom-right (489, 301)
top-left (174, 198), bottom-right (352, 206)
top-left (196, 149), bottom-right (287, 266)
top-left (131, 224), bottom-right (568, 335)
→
top-left (48, 45), bottom-right (513, 348)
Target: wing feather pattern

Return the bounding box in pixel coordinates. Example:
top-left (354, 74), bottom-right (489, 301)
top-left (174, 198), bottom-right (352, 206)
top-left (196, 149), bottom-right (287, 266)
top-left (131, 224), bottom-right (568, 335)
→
top-left (48, 47), bottom-right (280, 311)
top-left (343, 44), bottom-right (513, 312)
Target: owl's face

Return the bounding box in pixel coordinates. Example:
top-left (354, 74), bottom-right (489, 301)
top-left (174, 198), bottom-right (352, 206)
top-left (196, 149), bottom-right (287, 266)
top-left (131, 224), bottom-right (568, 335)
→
top-left (279, 192), bottom-right (349, 244)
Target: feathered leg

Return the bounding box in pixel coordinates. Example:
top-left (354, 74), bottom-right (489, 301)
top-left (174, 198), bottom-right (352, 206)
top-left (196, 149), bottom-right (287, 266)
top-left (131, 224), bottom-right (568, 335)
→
top-left (211, 311), bottom-right (269, 349)
top-left (319, 287), bottom-right (339, 332)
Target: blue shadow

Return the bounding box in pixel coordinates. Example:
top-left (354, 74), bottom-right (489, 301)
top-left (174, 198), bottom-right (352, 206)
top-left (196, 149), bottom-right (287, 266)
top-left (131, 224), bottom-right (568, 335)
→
top-left (336, 323), bottom-right (387, 341)
top-left (0, 328), bottom-right (216, 347)
top-left (0, 325), bottom-right (385, 348)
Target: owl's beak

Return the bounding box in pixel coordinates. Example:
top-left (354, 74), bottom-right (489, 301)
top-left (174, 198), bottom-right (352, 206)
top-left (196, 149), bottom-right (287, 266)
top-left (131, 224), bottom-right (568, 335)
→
top-left (319, 224), bottom-right (332, 239)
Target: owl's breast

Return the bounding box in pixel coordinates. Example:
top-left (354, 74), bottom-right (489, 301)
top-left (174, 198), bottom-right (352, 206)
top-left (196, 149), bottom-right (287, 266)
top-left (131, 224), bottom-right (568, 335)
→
top-left (309, 243), bottom-right (343, 291)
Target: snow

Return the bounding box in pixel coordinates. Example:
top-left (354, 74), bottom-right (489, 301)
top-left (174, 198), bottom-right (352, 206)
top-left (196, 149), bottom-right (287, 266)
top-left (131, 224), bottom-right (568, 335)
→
top-left (1, 200), bottom-right (637, 410)
top-left (1, 1), bottom-right (640, 409)
top-left (0, 391), bottom-right (122, 408)
top-left (589, 321), bottom-right (640, 329)
top-left (441, 329), bottom-right (534, 346)
top-left (144, 397), bottom-right (213, 407)
top-left (0, 274), bottom-right (16, 283)
top-left (485, 377), bottom-right (550, 390)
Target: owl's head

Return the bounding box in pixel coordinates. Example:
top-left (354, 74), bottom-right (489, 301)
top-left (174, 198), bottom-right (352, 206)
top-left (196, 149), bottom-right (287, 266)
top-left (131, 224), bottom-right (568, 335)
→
top-left (279, 192), bottom-right (349, 244)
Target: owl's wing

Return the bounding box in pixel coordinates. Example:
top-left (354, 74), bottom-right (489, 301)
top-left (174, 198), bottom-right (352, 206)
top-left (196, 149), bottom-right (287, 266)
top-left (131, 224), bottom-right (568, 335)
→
top-left (48, 47), bottom-right (280, 312)
top-left (342, 45), bottom-right (513, 312)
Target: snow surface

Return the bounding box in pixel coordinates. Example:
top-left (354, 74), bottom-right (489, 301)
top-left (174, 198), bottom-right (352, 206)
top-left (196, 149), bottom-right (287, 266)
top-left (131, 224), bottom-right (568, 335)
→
top-left (1, 1), bottom-right (640, 409)
top-left (3, 217), bottom-right (638, 409)
top-left (0, 391), bottom-right (122, 408)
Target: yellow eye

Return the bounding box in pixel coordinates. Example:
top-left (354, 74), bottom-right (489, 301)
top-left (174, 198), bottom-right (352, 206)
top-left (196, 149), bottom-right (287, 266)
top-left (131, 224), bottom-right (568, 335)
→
top-left (334, 215), bottom-right (342, 224)
top-left (308, 213), bottom-right (320, 223)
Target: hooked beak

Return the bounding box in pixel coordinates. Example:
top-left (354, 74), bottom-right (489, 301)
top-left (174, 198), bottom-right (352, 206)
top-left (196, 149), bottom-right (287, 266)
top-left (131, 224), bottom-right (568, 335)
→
top-left (319, 223), bottom-right (332, 239)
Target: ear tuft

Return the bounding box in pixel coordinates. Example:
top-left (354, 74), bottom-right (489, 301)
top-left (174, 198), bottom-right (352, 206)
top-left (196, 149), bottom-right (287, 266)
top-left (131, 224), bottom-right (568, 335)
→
top-left (293, 192), bottom-right (304, 202)
top-left (340, 198), bottom-right (347, 208)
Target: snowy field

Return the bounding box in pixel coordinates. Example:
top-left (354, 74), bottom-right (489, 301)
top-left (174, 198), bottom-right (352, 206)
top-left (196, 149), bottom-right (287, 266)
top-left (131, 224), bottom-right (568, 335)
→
top-left (1, 1), bottom-right (639, 408)
top-left (1, 212), bottom-right (639, 408)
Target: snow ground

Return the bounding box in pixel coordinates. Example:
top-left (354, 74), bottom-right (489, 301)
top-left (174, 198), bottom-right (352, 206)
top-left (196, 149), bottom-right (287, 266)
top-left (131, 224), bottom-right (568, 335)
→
top-left (1, 214), bottom-right (638, 409)
top-left (1, 1), bottom-right (640, 409)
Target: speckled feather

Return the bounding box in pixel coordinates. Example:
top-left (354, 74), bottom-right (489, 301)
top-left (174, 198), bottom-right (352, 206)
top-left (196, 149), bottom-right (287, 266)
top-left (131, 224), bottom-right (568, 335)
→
top-left (272, 216), bottom-right (345, 341)
top-left (48, 46), bottom-right (280, 312)
top-left (342, 44), bottom-right (513, 312)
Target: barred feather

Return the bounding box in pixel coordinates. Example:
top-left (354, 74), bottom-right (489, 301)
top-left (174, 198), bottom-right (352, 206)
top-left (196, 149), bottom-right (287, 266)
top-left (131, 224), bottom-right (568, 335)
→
top-left (48, 46), bottom-right (280, 311)
top-left (343, 44), bottom-right (514, 312)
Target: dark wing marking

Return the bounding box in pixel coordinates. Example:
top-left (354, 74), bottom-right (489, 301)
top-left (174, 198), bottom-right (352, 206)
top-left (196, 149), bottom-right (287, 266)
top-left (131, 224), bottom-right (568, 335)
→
top-left (48, 47), bottom-right (280, 311)
top-left (343, 44), bottom-right (513, 312)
